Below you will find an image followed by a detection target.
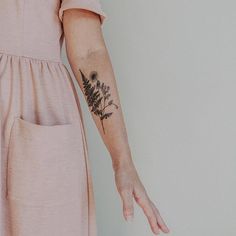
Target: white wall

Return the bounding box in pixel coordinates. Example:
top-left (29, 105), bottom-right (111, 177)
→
top-left (62, 0), bottom-right (236, 235)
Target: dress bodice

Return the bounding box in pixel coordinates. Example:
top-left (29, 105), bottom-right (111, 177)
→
top-left (0, 0), bottom-right (64, 62)
top-left (0, 0), bottom-right (106, 62)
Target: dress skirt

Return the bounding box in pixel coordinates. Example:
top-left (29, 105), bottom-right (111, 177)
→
top-left (0, 53), bottom-right (97, 236)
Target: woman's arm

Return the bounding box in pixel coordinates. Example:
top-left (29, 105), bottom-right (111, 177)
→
top-left (63, 9), bottom-right (169, 235)
top-left (63, 9), bottom-right (132, 169)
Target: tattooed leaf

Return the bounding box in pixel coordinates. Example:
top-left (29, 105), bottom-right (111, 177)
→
top-left (96, 80), bottom-right (100, 88)
top-left (93, 90), bottom-right (100, 100)
top-left (95, 97), bottom-right (103, 108)
top-left (108, 100), bottom-right (113, 105)
top-left (89, 86), bottom-right (95, 96)
top-left (104, 94), bottom-right (111, 100)
top-left (101, 112), bottom-right (113, 120)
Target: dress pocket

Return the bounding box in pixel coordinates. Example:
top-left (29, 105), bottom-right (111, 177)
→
top-left (6, 116), bottom-right (84, 206)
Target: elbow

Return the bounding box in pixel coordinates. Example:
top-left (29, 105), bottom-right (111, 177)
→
top-left (80, 47), bottom-right (106, 59)
top-left (68, 46), bottom-right (108, 65)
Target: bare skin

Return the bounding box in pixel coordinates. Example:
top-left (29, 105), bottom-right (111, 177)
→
top-left (62, 9), bottom-right (170, 235)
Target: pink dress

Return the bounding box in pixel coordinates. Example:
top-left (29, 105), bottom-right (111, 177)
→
top-left (0, 0), bottom-right (106, 235)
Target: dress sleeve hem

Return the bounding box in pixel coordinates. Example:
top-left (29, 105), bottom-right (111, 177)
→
top-left (59, 2), bottom-right (107, 24)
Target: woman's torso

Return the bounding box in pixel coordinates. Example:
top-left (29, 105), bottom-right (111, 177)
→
top-left (0, 0), bottom-right (63, 62)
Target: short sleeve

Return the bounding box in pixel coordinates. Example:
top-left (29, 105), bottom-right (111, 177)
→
top-left (59, 0), bottom-right (107, 24)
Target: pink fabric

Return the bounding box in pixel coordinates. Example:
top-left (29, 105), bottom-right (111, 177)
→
top-left (59, 0), bottom-right (107, 24)
top-left (0, 0), bottom-right (105, 235)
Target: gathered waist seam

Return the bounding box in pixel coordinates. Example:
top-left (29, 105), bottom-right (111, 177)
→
top-left (0, 51), bottom-right (63, 65)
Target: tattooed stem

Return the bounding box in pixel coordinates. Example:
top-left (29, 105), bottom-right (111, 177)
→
top-left (102, 103), bottom-right (119, 111)
top-left (101, 119), bottom-right (105, 134)
top-left (102, 104), bottom-right (109, 111)
top-left (103, 96), bottom-right (106, 111)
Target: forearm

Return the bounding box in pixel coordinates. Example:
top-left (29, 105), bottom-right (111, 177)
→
top-left (70, 49), bottom-right (133, 169)
top-left (63, 9), bottom-right (134, 170)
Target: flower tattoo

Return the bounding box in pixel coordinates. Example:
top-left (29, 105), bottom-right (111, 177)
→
top-left (79, 69), bottom-right (119, 134)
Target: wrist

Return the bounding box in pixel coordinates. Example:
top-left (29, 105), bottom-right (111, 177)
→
top-left (111, 153), bottom-right (135, 173)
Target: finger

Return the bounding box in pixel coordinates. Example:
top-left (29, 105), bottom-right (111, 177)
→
top-left (151, 202), bottom-right (170, 233)
top-left (120, 188), bottom-right (134, 221)
top-left (134, 192), bottom-right (160, 235)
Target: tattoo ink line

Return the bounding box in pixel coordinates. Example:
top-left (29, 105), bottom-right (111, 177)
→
top-left (79, 69), bottom-right (119, 134)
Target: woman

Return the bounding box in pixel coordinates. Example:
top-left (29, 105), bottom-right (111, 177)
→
top-left (0, 0), bottom-right (170, 235)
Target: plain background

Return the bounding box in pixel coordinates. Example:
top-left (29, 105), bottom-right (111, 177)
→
top-left (61, 0), bottom-right (236, 235)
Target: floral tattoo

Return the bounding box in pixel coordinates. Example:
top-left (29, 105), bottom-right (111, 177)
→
top-left (79, 69), bottom-right (119, 134)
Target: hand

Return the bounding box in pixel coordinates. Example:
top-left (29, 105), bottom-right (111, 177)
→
top-left (113, 162), bottom-right (170, 235)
